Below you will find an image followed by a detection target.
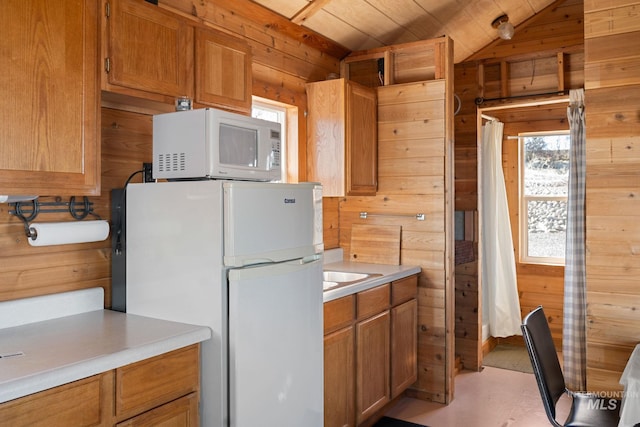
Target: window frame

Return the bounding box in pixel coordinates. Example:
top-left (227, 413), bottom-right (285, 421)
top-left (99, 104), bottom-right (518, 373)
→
top-left (251, 98), bottom-right (287, 182)
top-left (518, 130), bottom-right (570, 266)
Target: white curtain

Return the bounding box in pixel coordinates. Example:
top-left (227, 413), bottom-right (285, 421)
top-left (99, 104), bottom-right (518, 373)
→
top-left (562, 88), bottom-right (587, 391)
top-left (481, 120), bottom-right (522, 337)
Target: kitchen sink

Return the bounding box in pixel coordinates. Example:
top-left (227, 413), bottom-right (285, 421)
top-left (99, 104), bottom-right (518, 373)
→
top-left (323, 271), bottom-right (369, 283)
top-left (323, 281), bottom-right (340, 290)
top-left (322, 271), bottom-right (382, 291)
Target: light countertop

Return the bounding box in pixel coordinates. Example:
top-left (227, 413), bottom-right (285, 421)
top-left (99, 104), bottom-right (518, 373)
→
top-left (323, 250), bottom-right (421, 302)
top-left (0, 290), bottom-right (211, 404)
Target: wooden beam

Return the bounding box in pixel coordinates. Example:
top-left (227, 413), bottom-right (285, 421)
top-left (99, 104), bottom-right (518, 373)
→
top-left (159, 0), bottom-right (350, 59)
top-left (291, 0), bottom-right (333, 25)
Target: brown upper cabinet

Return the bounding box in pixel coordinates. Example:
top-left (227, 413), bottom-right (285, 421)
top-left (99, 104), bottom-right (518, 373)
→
top-left (306, 78), bottom-right (377, 197)
top-left (103, 0), bottom-right (193, 101)
top-left (0, 0), bottom-right (100, 196)
top-left (103, 0), bottom-right (252, 114)
top-left (195, 29), bottom-right (252, 113)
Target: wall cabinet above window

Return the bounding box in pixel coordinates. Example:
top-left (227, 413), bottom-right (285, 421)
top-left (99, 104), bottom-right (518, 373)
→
top-left (195, 28), bottom-right (252, 113)
top-left (103, 0), bottom-right (252, 114)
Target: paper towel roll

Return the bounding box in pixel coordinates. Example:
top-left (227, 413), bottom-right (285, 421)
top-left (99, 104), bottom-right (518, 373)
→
top-left (28, 221), bottom-right (110, 247)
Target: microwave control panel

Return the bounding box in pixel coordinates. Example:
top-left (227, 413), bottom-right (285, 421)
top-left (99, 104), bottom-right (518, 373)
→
top-left (271, 130), bottom-right (281, 170)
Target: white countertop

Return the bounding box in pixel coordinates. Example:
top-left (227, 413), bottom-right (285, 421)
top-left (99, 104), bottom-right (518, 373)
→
top-left (0, 291), bottom-right (211, 404)
top-left (322, 260), bottom-right (421, 302)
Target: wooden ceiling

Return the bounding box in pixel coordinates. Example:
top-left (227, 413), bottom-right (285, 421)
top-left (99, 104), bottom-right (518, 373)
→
top-left (249, 0), bottom-right (562, 63)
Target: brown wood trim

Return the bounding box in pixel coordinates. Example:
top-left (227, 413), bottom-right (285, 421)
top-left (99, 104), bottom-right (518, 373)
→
top-left (159, 0), bottom-right (350, 59)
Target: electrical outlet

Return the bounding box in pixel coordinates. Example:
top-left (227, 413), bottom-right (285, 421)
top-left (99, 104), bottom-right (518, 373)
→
top-left (143, 162), bottom-right (153, 183)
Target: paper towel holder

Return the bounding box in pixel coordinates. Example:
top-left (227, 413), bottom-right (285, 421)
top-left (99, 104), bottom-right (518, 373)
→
top-left (9, 196), bottom-right (100, 239)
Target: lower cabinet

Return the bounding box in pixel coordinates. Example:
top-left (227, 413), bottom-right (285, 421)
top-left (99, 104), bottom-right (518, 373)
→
top-left (391, 298), bottom-right (418, 398)
top-left (356, 310), bottom-right (390, 424)
top-left (324, 275), bottom-right (418, 427)
top-left (324, 326), bottom-right (355, 427)
top-left (0, 344), bottom-right (200, 427)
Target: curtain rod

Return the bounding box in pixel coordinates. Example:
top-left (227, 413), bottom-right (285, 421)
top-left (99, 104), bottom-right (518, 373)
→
top-left (475, 90), bottom-right (568, 105)
top-left (506, 131), bottom-right (570, 140)
top-left (481, 114), bottom-right (498, 121)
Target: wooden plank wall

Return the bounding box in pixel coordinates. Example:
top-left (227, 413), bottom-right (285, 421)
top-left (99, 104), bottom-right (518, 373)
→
top-left (452, 0), bottom-right (584, 370)
top-left (466, 0), bottom-right (585, 63)
top-left (583, 0), bottom-right (640, 391)
top-left (323, 197), bottom-right (340, 249)
top-left (338, 75), bottom-right (455, 403)
top-left (455, 247), bottom-right (480, 370)
top-left (0, 1), bottom-right (341, 305)
top-left (453, 62), bottom-right (482, 370)
top-left (454, 62), bottom-right (480, 212)
top-left (0, 202), bottom-right (112, 303)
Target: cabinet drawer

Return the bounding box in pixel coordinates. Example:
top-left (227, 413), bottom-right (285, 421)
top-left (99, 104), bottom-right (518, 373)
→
top-left (116, 344), bottom-right (199, 420)
top-left (357, 284), bottom-right (390, 320)
top-left (391, 275), bottom-right (418, 306)
top-left (0, 372), bottom-right (112, 427)
top-left (116, 392), bottom-right (199, 427)
top-left (324, 295), bottom-right (355, 334)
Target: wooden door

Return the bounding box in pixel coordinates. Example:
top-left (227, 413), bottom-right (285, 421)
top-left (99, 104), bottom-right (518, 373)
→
top-left (195, 28), bottom-right (252, 114)
top-left (346, 81), bottom-right (377, 196)
top-left (324, 326), bottom-right (355, 427)
top-left (356, 310), bottom-right (390, 424)
top-left (391, 298), bottom-right (418, 398)
top-left (0, 0), bottom-right (100, 196)
top-left (105, 0), bottom-right (193, 99)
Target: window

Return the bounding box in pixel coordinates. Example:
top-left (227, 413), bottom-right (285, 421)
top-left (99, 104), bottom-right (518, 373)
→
top-left (252, 98), bottom-right (288, 182)
top-left (519, 131), bottom-right (570, 265)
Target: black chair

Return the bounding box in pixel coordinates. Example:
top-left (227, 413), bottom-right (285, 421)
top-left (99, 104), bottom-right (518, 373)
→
top-left (521, 306), bottom-right (621, 427)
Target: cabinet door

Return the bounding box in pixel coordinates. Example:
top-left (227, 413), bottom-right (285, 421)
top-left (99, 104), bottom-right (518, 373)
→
top-left (306, 78), bottom-right (377, 197)
top-left (116, 392), bottom-right (199, 427)
top-left (324, 326), bottom-right (355, 427)
top-left (0, 372), bottom-right (112, 427)
top-left (105, 0), bottom-right (193, 99)
top-left (0, 0), bottom-right (100, 196)
top-left (306, 79), bottom-right (346, 196)
top-left (356, 310), bottom-right (390, 424)
top-left (391, 298), bottom-right (418, 398)
top-left (195, 28), bottom-right (252, 114)
top-left (346, 81), bottom-right (377, 196)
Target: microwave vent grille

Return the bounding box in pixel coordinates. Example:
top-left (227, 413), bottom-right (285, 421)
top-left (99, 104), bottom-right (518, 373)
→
top-left (157, 152), bottom-right (186, 173)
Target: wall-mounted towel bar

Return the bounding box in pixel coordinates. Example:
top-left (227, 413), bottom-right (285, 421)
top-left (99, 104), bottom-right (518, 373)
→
top-left (359, 212), bottom-right (425, 221)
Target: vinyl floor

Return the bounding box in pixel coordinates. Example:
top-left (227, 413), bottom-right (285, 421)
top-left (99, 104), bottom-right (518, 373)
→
top-left (384, 366), bottom-right (572, 426)
top-left (482, 344), bottom-right (534, 374)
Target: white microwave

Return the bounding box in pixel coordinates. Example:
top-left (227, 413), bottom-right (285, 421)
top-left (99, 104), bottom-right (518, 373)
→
top-left (152, 108), bottom-right (281, 181)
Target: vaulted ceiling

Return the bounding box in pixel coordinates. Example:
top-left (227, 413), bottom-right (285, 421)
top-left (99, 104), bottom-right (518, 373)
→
top-left (249, 0), bottom-right (563, 63)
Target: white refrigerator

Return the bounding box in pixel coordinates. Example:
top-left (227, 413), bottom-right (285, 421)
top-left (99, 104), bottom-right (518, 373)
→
top-left (125, 180), bottom-right (324, 427)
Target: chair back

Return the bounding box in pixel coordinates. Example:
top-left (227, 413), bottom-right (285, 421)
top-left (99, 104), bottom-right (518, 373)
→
top-left (521, 306), bottom-right (566, 425)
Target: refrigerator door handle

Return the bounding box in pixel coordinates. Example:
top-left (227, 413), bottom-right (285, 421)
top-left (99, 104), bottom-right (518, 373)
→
top-left (301, 254), bottom-right (321, 264)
